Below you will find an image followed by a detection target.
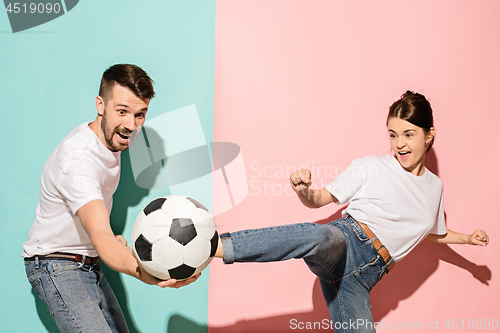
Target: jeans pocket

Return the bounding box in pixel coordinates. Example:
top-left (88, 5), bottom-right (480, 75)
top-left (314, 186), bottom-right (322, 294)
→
top-left (348, 220), bottom-right (369, 242)
top-left (48, 261), bottom-right (81, 276)
top-left (354, 257), bottom-right (383, 291)
top-left (28, 275), bottom-right (42, 289)
top-left (25, 262), bottom-right (54, 316)
top-left (26, 261), bottom-right (45, 286)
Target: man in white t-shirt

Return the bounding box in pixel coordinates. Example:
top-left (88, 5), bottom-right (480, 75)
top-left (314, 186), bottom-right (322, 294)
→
top-left (23, 64), bottom-right (199, 333)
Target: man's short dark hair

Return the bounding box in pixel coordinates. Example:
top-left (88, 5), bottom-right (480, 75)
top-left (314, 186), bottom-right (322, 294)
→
top-left (99, 64), bottom-right (155, 102)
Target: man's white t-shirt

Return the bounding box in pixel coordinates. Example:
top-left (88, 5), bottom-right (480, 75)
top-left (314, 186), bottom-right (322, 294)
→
top-left (22, 123), bottom-right (120, 257)
top-left (325, 154), bottom-right (447, 262)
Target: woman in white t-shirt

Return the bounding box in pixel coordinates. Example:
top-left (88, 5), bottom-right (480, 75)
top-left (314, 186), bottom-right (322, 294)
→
top-left (215, 91), bottom-right (489, 333)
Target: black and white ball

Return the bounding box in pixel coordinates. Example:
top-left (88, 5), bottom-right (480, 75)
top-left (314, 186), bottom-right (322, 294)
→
top-left (131, 195), bottom-right (218, 280)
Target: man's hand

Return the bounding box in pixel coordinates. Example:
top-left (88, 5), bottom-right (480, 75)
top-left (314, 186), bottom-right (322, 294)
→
top-left (115, 235), bottom-right (129, 247)
top-left (468, 229), bottom-right (489, 246)
top-left (157, 274), bottom-right (201, 289)
top-left (116, 233), bottom-right (202, 288)
top-left (136, 263), bottom-right (201, 288)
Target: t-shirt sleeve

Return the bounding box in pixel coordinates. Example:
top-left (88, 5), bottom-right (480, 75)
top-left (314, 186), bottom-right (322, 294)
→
top-left (430, 192), bottom-right (447, 235)
top-left (57, 158), bottom-right (105, 215)
top-left (324, 158), bottom-right (365, 204)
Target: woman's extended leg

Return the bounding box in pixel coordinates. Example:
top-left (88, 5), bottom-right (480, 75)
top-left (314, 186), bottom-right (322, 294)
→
top-left (216, 217), bottom-right (386, 332)
top-left (219, 221), bottom-right (346, 279)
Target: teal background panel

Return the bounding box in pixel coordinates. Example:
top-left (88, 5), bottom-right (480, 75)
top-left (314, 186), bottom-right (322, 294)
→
top-left (0, 1), bottom-right (215, 332)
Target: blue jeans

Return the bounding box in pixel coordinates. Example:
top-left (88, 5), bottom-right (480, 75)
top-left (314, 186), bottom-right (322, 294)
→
top-left (25, 258), bottom-right (129, 333)
top-left (221, 216), bottom-right (392, 333)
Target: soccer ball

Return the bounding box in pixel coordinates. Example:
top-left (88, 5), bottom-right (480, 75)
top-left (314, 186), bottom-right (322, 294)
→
top-left (131, 195), bottom-right (218, 280)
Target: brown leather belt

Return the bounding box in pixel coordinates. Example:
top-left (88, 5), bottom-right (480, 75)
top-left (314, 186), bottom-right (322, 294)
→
top-left (355, 220), bottom-right (395, 273)
top-left (25, 252), bottom-right (99, 265)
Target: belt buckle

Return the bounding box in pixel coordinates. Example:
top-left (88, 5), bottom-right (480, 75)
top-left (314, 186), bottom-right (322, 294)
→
top-left (375, 243), bottom-right (394, 273)
top-left (75, 254), bottom-right (99, 265)
top-left (376, 244), bottom-right (390, 262)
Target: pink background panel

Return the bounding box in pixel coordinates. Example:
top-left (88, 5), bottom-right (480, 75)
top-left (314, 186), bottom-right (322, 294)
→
top-left (209, 1), bottom-right (499, 332)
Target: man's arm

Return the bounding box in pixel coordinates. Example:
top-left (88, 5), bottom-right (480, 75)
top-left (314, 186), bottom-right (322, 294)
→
top-left (78, 199), bottom-right (199, 288)
top-left (426, 229), bottom-right (489, 246)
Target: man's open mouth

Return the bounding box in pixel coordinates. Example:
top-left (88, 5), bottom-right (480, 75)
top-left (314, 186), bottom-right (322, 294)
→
top-left (116, 131), bottom-right (131, 142)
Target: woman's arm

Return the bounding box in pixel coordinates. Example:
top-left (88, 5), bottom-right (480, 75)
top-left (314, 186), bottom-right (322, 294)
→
top-left (426, 229), bottom-right (489, 246)
top-left (289, 168), bottom-right (338, 208)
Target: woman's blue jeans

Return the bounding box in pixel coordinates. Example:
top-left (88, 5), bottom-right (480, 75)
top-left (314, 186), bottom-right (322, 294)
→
top-left (25, 258), bottom-right (129, 333)
top-left (221, 216), bottom-right (392, 333)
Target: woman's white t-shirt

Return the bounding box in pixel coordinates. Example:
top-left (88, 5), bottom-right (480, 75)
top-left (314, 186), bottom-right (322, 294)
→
top-left (325, 154), bottom-right (447, 262)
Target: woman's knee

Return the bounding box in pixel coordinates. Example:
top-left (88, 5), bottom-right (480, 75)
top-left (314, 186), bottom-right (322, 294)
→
top-left (298, 224), bottom-right (346, 260)
top-left (312, 225), bottom-right (345, 252)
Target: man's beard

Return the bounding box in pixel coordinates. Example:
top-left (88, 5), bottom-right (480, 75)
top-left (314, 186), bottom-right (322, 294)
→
top-left (101, 111), bottom-right (135, 152)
